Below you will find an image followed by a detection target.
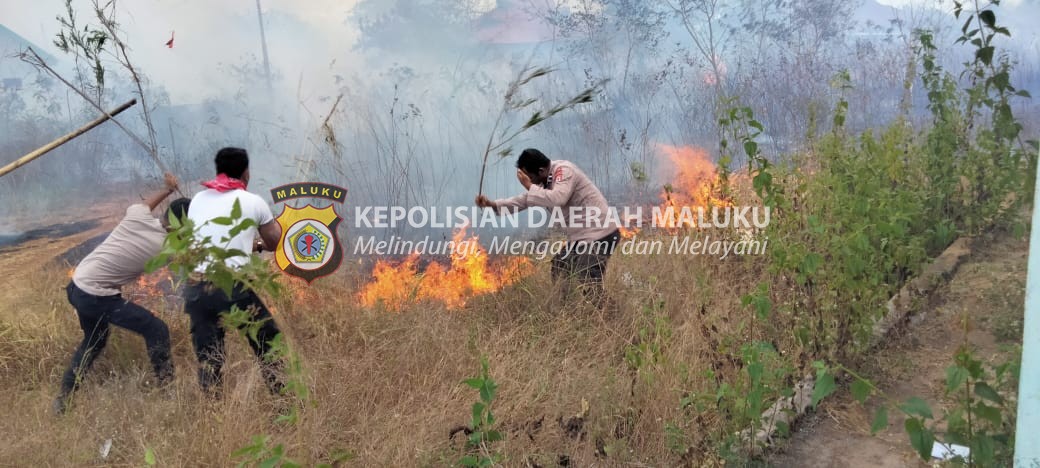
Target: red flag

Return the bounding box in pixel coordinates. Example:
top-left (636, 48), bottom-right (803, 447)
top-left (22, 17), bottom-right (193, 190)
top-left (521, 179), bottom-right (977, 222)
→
top-left (165, 31), bottom-right (174, 48)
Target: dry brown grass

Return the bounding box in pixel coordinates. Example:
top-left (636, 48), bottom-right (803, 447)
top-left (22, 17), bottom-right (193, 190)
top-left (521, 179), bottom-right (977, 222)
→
top-left (0, 228), bottom-right (785, 467)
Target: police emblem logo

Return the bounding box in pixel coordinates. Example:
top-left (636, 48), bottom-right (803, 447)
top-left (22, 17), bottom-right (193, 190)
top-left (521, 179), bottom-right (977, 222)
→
top-left (288, 221), bottom-right (331, 263)
top-left (270, 183), bottom-right (347, 283)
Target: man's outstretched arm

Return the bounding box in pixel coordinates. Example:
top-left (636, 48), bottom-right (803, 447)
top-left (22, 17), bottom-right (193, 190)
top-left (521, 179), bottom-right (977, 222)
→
top-left (258, 220), bottom-right (281, 252)
top-left (143, 173), bottom-right (179, 211)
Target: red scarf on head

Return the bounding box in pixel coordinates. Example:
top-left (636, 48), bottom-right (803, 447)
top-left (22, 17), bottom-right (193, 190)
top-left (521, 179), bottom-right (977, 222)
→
top-left (201, 174), bottom-right (247, 192)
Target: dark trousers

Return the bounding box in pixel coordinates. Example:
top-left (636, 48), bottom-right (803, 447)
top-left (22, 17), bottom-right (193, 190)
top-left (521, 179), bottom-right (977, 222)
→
top-left (551, 229), bottom-right (620, 306)
top-left (60, 281), bottom-right (173, 396)
top-left (183, 281), bottom-right (285, 394)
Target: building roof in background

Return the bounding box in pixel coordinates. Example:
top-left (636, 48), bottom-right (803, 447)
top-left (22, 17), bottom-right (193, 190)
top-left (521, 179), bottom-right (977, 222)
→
top-left (0, 23), bottom-right (57, 79)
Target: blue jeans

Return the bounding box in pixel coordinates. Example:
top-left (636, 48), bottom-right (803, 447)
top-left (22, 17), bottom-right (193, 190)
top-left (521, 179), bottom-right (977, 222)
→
top-left (60, 281), bottom-right (173, 395)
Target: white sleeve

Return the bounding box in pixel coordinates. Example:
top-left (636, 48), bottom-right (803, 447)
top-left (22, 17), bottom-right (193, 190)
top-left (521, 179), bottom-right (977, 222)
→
top-left (253, 195), bottom-right (275, 225)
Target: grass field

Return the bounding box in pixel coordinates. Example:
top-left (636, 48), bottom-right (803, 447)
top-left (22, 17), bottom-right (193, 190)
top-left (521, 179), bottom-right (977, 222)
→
top-left (0, 205), bottom-right (785, 466)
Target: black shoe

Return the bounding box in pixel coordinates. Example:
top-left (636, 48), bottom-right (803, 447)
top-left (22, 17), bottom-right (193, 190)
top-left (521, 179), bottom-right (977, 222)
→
top-left (52, 394), bottom-right (70, 415)
top-left (200, 384), bottom-right (223, 400)
top-left (267, 379), bottom-right (287, 396)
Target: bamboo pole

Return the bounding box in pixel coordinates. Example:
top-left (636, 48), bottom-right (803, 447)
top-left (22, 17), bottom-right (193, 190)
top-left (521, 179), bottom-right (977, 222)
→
top-left (0, 99), bottom-right (137, 179)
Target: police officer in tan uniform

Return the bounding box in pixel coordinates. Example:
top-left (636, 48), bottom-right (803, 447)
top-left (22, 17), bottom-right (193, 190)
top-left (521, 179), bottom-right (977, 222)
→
top-left (477, 148), bottom-right (620, 305)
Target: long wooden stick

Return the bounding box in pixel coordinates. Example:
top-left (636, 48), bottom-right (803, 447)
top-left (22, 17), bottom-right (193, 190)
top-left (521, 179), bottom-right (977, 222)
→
top-left (477, 105), bottom-right (507, 197)
top-left (0, 99), bottom-right (137, 179)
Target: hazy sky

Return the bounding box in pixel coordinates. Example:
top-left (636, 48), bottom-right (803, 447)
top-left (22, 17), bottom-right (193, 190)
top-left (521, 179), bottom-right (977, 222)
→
top-left (0, 0), bottom-right (1034, 104)
top-left (876, 0), bottom-right (1024, 7)
top-left (0, 0), bottom-right (364, 103)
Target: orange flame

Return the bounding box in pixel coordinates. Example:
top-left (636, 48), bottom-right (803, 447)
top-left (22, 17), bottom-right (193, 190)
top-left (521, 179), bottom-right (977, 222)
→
top-left (621, 144), bottom-right (734, 237)
top-left (358, 254), bottom-right (420, 311)
top-left (654, 144), bottom-right (733, 231)
top-left (125, 270), bottom-right (184, 313)
top-left (358, 226), bottom-right (531, 311)
top-left (136, 273), bottom-right (159, 290)
top-left (619, 226), bottom-right (639, 239)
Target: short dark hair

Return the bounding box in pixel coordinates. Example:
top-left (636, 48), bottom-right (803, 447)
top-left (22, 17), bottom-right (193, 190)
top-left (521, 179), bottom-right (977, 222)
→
top-left (167, 197), bottom-right (191, 222)
top-left (214, 147), bottom-right (249, 179)
top-left (516, 148), bottom-right (550, 174)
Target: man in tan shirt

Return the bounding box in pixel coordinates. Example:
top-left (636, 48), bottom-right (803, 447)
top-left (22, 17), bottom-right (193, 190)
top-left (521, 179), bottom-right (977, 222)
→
top-left (55, 173), bottom-right (189, 414)
top-left (477, 148), bottom-right (620, 305)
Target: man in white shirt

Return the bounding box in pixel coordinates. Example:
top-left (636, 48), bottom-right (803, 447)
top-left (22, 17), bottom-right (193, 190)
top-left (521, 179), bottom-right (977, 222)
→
top-left (56, 173), bottom-right (188, 414)
top-left (476, 148), bottom-right (620, 306)
top-left (182, 147), bottom-right (285, 395)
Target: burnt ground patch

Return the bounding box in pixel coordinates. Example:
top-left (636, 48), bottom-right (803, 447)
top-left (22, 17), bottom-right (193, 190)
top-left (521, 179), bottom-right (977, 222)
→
top-left (0, 218), bottom-right (103, 253)
top-left (51, 231), bottom-right (111, 266)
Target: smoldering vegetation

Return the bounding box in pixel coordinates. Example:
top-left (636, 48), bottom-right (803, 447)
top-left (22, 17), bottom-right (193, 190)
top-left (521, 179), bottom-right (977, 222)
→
top-left (0, 0), bottom-right (1038, 465)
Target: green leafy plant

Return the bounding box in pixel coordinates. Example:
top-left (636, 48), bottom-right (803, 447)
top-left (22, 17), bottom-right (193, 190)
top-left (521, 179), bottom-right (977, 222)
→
top-left (922, 0), bottom-right (1034, 233)
top-left (936, 346), bottom-right (1019, 465)
top-left (630, 161), bottom-right (649, 184)
top-left (690, 102), bottom-right (801, 461)
top-left (458, 356), bottom-right (503, 467)
top-left (829, 69), bottom-right (853, 133)
top-left (718, 98), bottom-right (778, 208)
top-left (231, 435), bottom-right (301, 468)
top-left (623, 300), bottom-right (670, 384)
top-left (53, 0), bottom-right (107, 97)
top-left (231, 435), bottom-right (354, 468)
top-left (814, 344), bottom-right (1019, 466)
top-left (674, 283), bottom-right (797, 461)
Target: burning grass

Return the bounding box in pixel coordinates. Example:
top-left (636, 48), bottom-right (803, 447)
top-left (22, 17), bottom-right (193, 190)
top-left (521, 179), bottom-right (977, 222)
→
top-left (0, 144), bottom-right (785, 465)
top-left (623, 144), bottom-right (754, 237)
top-left (360, 143), bottom-right (752, 312)
top-left (358, 226), bottom-right (532, 311)
top-left (0, 226), bottom-right (784, 465)
top-left (657, 144), bottom-right (733, 220)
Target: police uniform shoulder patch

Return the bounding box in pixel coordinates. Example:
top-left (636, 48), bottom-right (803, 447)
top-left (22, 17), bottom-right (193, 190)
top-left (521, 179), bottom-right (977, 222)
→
top-left (553, 166), bottom-right (572, 183)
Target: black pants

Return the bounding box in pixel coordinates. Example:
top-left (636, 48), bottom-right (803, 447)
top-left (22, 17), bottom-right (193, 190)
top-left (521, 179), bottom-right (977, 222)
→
top-left (183, 281), bottom-right (285, 394)
top-left (551, 229), bottom-right (620, 305)
top-left (60, 281), bottom-right (173, 396)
